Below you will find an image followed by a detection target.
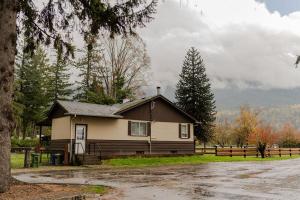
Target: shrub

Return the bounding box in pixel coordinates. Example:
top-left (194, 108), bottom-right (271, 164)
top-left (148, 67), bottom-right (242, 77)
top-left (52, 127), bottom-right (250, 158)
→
top-left (11, 137), bottom-right (39, 148)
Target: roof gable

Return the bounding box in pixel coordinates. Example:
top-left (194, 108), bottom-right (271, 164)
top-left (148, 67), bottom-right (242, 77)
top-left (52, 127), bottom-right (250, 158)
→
top-left (115, 95), bottom-right (197, 122)
top-left (41, 95), bottom-right (196, 123)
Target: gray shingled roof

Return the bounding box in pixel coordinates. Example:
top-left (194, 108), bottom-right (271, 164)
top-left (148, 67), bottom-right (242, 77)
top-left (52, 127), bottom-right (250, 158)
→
top-left (51, 95), bottom-right (196, 122)
top-left (56, 96), bottom-right (156, 118)
top-left (57, 100), bottom-right (123, 118)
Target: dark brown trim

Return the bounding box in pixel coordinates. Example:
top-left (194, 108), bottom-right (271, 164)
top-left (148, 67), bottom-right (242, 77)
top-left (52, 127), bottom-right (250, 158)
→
top-left (87, 139), bottom-right (195, 157)
top-left (47, 139), bottom-right (70, 151)
top-left (37, 102), bottom-right (69, 126)
top-left (50, 139), bottom-right (195, 161)
top-left (116, 95), bottom-right (197, 122)
top-left (179, 124), bottom-right (181, 139)
top-left (147, 122), bottom-right (151, 136)
top-left (128, 121), bottom-right (131, 136)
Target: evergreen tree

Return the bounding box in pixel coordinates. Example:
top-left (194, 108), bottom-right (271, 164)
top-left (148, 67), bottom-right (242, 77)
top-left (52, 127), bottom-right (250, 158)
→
top-left (16, 47), bottom-right (51, 138)
top-left (48, 45), bottom-right (73, 102)
top-left (13, 40), bottom-right (26, 138)
top-left (175, 47), bottom-right (216, 145)
top-left (12, 80), bottom-right (24, 138)
top-left (74, 35), bottom-right (104, 103)
top-left (0, 0), bottom-right (157, 191)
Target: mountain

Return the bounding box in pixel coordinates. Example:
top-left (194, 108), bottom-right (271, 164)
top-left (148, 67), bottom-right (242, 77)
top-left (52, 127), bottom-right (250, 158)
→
top-left (157, 85), bottom-right (300, 129)
top-left (214, 87), bottom-right (300, 110)
top-left (214, 87), bottom-right (300, 129)
top-left (217, 104), bottom-right (300, 129)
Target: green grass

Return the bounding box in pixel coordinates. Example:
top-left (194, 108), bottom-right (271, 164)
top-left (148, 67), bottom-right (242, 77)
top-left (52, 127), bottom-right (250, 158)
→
top-left (11, 153), bottom-right (300, 169)
top-left (83, 185), bottom-right (108, 195)
top-left (11, 153), bottom-right (49, 169)
top-left (103, 154), bottom-right (300, 167)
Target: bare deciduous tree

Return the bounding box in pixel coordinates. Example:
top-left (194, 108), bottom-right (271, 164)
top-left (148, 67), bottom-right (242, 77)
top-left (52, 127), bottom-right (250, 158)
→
top-left (96, 34), bottom-right (150, 102)
top-left (214, 118), bottom-right (233, 147)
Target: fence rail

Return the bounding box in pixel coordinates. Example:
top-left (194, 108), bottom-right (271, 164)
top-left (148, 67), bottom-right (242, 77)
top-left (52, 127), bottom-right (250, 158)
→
top-left (196, 146), bottom-right (300, 158)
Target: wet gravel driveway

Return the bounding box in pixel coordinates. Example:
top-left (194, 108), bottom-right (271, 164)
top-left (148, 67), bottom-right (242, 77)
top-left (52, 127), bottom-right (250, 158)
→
top-left (14, 158), bottom-right (300, 200)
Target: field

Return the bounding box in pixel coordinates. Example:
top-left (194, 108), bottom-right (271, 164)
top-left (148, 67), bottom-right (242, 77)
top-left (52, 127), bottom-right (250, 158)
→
top-left (11, 153), bottom-right (49, 169)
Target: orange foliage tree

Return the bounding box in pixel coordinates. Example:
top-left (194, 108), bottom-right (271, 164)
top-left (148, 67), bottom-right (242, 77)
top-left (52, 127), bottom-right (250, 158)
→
top-left (232, 106), bottom-right (259, 147)
top-left (248, 124), bottom-right (275, 158)
top-left (276, 123), bottom-right (300, 147)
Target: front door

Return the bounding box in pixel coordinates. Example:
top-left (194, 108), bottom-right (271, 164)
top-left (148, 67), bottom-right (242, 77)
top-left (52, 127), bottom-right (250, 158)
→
top-left (75, 124), bottom-right (87, 154)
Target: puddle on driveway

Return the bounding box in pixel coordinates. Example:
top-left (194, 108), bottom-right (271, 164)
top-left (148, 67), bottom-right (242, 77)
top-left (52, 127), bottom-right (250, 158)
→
top-left (14, 158), bottom-right (300, 200)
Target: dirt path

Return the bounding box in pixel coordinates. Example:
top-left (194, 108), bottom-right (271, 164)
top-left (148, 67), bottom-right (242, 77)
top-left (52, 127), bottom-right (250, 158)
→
top-left (14, 158), bottom-right (300, 199)
top-left (0, 179), bottom-right (108, 200)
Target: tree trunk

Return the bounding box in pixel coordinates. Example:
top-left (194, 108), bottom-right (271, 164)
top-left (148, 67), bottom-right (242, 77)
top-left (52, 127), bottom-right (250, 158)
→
top-left (0, 0), bottom-right (17, 193)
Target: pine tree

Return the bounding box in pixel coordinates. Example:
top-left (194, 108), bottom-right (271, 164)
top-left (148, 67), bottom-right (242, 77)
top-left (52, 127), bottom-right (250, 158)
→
top-left (175, 47), bottom-right (216, 145)
top-left (0, 0), bottom-right (157, 192)
top-left (17, 47), bottom-right (51, 138)
top-left (48, 45), bottom-right (73, 102)
top-left (74, 35), bottom-right (104, 103)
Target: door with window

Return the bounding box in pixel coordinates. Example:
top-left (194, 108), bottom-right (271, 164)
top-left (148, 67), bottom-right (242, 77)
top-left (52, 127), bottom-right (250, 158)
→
top-left (75, 124), bottom-right (87, 154)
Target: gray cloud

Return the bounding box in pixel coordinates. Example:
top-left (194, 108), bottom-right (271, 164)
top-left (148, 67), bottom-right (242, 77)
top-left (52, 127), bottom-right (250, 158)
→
top-left (139, 0), bottom-right (300, 93)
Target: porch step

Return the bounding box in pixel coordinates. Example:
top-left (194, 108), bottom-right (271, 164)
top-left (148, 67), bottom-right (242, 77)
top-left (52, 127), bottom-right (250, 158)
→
top-left (76, 154), bottom-right (101, 165)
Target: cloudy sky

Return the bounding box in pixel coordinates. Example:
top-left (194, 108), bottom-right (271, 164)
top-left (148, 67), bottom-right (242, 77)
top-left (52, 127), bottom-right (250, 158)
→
top-left (138, 0), bottom-right (300, 93)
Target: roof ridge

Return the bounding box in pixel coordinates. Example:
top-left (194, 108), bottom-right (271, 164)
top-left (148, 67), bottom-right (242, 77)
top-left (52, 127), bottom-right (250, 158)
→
top-left (58, 100), bottom-right (116, 107)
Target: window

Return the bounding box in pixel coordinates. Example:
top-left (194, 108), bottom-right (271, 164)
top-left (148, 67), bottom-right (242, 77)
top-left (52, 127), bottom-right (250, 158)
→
top-left (180, 124), bottom-right (188, 139)
top-left (76, 125), bottom-right (86, 140)
top-left (131, 121), bottom-right (148, 136)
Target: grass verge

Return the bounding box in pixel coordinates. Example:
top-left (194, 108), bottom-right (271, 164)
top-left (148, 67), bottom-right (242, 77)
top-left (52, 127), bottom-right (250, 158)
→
top-left (83, 185), bottom-right (108, 195)
top-left (11, 153), bottom-right (300, 169)
top-left (11, 153), bottom-right (49, 169)
top-left (103, 154), bottom-right (300, 167)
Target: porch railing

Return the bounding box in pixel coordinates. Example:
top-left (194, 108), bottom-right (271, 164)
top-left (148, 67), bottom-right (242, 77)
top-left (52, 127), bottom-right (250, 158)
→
top-left (88, 142), bottom-right (102, 161)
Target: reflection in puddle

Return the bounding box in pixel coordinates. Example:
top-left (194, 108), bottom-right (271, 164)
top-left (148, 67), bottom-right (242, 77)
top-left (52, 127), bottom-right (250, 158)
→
top-left (14, 159), bottom-right (300, 200)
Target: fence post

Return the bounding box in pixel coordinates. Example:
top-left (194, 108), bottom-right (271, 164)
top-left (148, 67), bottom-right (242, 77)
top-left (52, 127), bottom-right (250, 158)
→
top-left (268, 148), bottom-right (271, 157)
top-left (256, 148), bottom-right (258, 157)
top-left (215, 146), bottom-right (218, 156)
top-left (279, 148), bottom-right (281, 157)
top-left (290, 148), bottom-right (292, 157)
top-left (243, 146), bottom-right (246, 158)
top-left (230, 146), bottom-right (232, 157)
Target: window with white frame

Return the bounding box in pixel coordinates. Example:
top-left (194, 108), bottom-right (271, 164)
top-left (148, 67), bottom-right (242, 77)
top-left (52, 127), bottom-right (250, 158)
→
top-left (180, 124), bottom-right (188, 138)
top-left (131, 121), bottom-right (148, 136)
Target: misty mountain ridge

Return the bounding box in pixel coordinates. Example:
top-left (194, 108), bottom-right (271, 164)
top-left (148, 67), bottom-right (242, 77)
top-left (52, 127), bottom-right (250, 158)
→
top-left (214, 87), bottom-right (300, 110)
top-left (158, 86), bottom-right (300, 129)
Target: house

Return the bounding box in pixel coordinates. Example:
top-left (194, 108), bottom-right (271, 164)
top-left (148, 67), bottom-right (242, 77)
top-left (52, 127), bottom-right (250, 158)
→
top-left (40, 90), bottom-right (197, 163)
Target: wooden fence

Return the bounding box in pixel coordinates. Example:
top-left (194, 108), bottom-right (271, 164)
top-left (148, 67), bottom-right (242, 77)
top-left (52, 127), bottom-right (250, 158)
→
top-left (196, 147), bottom-right (216, 154)
top-left (196, 146), bottom-right (300, 158)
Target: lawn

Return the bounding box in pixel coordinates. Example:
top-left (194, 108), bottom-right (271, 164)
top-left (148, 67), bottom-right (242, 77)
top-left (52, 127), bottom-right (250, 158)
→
top-left (11, 153), bottom-right (300, 169)
top-left (103, 154), bottom-right (300, 167)
top-left (11, 153), bottom-right (49, 169)
top-left (83, 185), bottom-right (108, 195)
